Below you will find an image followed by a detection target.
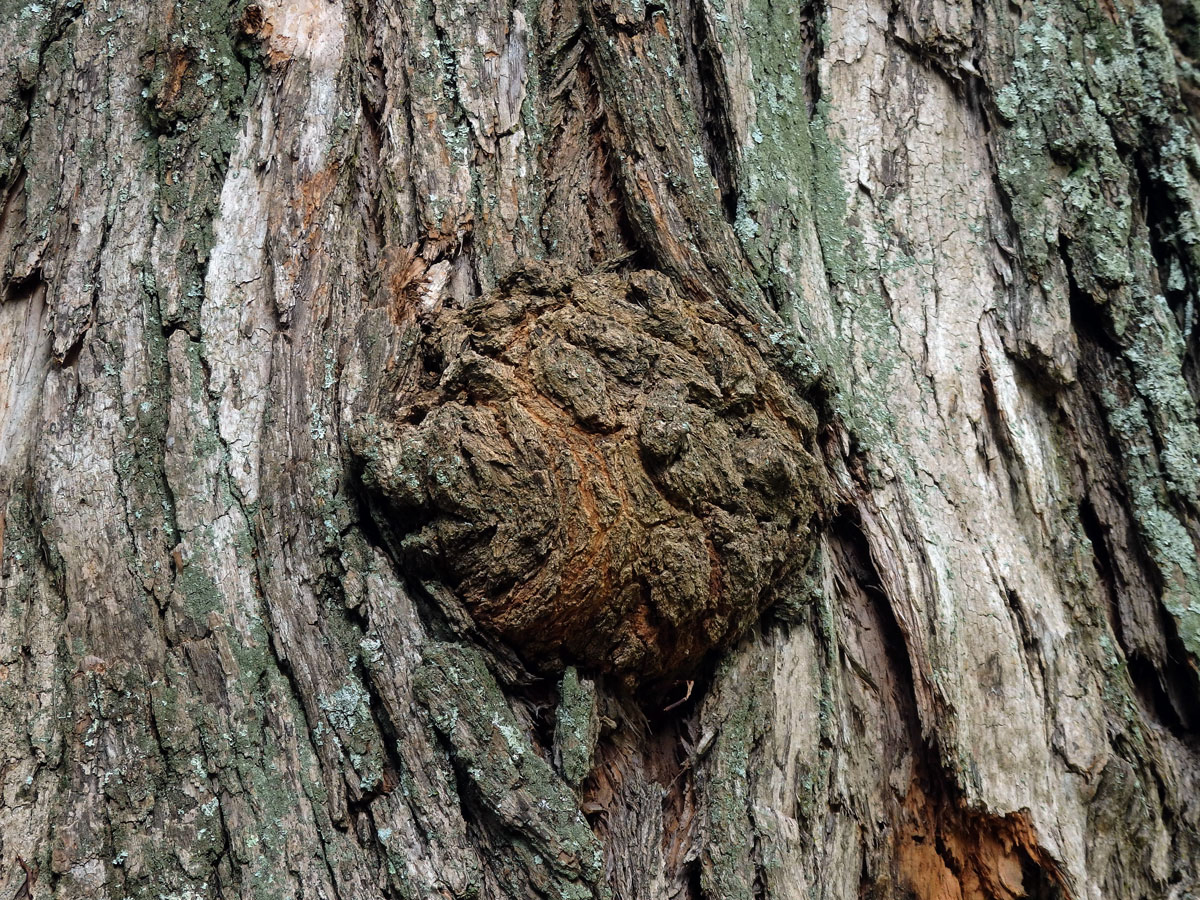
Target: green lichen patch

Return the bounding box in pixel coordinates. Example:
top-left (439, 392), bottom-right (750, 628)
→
top-left (989, 0), bottom-right (1200, 677)
top-left (554, 667), bottom-right (600, 789)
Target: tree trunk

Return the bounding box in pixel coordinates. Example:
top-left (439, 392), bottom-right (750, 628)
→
top-left (1, 0), bottom-right (1199, 895)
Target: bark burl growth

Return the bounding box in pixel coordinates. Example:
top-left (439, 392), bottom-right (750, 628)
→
top-left (355, 263), bottom-right (827, 684)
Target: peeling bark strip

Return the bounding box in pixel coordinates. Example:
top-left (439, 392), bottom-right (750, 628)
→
top-left (1, 0), bottom-right (1199, 897)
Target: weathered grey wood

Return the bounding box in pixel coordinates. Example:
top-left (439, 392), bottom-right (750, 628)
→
top-left (1, 0), bottom-right (1198, 896)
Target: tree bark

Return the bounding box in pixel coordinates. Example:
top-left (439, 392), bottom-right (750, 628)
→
top-left (1, 0), bottom-right (1198, 895)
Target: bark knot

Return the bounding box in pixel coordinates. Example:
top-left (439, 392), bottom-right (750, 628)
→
top-left (355, 263), bottom-right (827, 686)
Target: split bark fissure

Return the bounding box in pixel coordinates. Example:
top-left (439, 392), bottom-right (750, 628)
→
top-left (1, 0), bottom-right (1199, 898)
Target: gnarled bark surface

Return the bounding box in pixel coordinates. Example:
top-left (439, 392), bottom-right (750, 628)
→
top-left (353, 263), bottom-right (827, 685)
top-left (0, 0), bottom-right (1198, 896)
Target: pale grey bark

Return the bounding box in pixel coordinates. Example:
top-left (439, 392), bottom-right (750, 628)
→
top-left (0, 0), bottom-right (1198, 897)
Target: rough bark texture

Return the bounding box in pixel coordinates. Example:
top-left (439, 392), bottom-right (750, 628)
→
top-left (0, 0), bottom-right (1198, 897)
